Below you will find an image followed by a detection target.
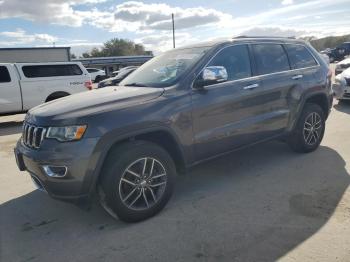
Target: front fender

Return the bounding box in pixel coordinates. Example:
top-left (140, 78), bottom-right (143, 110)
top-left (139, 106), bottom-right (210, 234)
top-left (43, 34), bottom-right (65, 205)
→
top-left (81, 123), bottom-right (188, 197)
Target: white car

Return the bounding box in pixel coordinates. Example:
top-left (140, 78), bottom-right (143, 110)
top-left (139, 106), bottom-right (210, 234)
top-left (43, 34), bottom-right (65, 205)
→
top-left (0, 62), bottom-right (92, 115)
top-left (333, 67), bottom-right (350, 101)
top-left (86, 68), bottom-right (106, 82)
top-left (335, 57), bottom-right (350, 75)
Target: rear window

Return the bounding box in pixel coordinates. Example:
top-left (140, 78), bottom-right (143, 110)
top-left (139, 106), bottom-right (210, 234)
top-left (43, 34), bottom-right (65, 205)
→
top-left (285, 44), bottom-right (318, 69)
top-left (87, 68), bottom-right (98, 73)
top-left (252, 44), bottom-right (290, 75)
top-left (0, 66), bottom-right (11, 83)
top-left (22, 64), bottom-right (83, 78)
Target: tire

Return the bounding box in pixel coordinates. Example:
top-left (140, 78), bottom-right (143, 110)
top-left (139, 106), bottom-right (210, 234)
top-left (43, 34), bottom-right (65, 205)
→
top-left (99, 141), bottom-right (176, 222)
top-left (95, 76), bottom-right (101, 83)
top-left (287, 103), bottom-right (325, 153)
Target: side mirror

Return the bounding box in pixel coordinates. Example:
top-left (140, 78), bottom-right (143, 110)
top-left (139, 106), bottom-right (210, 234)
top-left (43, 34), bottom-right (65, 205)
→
top-left (194, 66), bottom-right (228, 88)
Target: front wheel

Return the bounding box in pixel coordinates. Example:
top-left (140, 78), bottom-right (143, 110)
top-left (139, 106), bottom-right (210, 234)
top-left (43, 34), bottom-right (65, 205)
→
top-left (287, 103), bottom-right (325, 153)
top-left (99, 141), bottom-right (176, 222)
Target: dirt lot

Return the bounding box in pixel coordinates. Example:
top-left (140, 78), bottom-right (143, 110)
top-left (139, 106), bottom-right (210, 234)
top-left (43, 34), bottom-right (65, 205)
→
top-left (1, 101), bottom-right (350, 262)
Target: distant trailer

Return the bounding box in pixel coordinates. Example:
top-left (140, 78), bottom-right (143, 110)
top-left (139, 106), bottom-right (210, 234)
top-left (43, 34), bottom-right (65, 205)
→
top-left (0, 47), bottom-right (71, 63)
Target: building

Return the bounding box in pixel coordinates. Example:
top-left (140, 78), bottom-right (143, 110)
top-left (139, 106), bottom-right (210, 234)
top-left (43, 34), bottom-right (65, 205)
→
top-left (73, 55), bottom-right (153, 76)
top-left (0, 47), bottom-right (71, 63)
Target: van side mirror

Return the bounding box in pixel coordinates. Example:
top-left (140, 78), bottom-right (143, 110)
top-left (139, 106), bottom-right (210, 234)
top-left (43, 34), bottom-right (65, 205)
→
top-left (194, 66), bottom-right (228, 88)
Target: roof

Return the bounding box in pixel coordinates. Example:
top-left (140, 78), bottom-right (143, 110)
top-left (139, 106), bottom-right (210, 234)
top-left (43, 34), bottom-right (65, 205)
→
top-left (0, 47), bottom-right (70, 51)
top-left (176, 36), bottom-right (306, 51)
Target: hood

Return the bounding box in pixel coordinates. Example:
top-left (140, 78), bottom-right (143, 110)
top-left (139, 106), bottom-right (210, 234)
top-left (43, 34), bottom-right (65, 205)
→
top-left (337, 58), bottom-right (350, 65)
top-left (341, 67), bottom-right (350, 78)
top-left (27, 86), bottom-right (164, 123)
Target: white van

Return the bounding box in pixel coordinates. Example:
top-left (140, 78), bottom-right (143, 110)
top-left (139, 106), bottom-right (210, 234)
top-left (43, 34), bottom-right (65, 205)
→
top-left (0, 62), bottom-right (92, 115)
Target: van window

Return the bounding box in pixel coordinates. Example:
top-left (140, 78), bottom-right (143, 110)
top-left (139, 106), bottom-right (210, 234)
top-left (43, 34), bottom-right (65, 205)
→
top-left (87, 68), bottom-right (98, 73)
top-left (22, 64), bottom-right (83, 78)
top-left (285, 44), bottom-right (318, 69)
top-left (252, 44), bottom-right (290, 75)
top-left (208, 45), bottom-right (252, 81)
top-left (0, 66), bottom-right (11, 83)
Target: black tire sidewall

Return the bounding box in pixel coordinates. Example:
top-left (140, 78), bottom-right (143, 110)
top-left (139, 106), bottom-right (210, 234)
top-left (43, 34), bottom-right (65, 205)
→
top-left (101, 141), bottom-right (176, 222)
top-left (289, 103), bottom-right (325, 153)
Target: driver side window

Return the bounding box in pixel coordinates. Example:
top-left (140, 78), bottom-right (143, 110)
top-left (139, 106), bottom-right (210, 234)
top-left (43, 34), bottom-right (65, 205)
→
top-left (208, 45), bottom-right (252, 82)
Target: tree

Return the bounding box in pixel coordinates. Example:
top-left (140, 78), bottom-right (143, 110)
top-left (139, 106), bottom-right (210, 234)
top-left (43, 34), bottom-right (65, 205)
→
top-left (83, 38), bottom-right (153, 57)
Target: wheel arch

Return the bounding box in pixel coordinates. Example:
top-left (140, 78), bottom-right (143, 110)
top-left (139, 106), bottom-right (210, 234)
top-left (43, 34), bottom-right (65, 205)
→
top-left (45, 91), bottom-right (70, 102)
top-left (88, 126), bottom-right (187, 195)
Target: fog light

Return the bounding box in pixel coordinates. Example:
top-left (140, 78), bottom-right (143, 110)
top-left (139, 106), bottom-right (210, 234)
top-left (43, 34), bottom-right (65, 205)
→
top-left (42, 165), bottom-right (67, 178)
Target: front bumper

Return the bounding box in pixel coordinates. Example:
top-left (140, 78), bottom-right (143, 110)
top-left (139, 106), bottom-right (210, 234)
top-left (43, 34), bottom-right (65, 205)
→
top-left (14, 136), bottom-right (100, 205)
top-left (332, 82), bottom-right (350, 100)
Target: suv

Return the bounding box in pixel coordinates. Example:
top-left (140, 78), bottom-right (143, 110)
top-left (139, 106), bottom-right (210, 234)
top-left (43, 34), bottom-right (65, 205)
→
top-left (14, 37), bottom-right (333, 222)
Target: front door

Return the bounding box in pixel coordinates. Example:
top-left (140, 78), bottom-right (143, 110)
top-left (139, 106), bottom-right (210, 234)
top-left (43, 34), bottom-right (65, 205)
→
top-left (191, 44), bottom-right (267, 161)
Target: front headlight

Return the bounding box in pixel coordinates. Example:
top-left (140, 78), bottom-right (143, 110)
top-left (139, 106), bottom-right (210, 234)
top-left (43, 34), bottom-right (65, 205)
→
top-left (46, 125), bottom-right (87, 142)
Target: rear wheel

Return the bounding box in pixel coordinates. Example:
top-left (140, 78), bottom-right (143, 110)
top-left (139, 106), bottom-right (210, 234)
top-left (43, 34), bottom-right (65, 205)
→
top-left (287, 103), bottom-right (325, 153)
top-left (99, 141), bottom-right (176, 222)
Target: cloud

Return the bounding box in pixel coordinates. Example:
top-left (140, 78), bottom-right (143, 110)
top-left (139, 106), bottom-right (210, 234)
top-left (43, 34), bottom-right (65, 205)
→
top-left (0, 28), bottom-right (57, 45)
top-left (281, 0), bottom-right (294, 5)
top-left (135, 32), bottom-right (199, 53)
top-left (111, 2), bottom-right (231, 31)
top-left (0, 0), bottom-right (233, 32)
top-left (0, 0), bottom-right (106, 27)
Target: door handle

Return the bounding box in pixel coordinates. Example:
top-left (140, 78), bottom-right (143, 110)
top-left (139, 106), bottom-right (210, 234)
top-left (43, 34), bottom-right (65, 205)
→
top-left (292, 74), bottom-right (303, 80)
top-left (243, 83), bottom-right (259, 90)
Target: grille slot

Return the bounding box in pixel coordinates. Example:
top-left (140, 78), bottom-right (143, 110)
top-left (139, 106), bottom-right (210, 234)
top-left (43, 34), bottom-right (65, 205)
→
top-left (22, 122), bottom-right (46, 149)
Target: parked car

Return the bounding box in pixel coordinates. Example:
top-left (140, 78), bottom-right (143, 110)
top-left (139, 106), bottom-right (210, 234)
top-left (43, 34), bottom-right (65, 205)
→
top-left (0, 62), bottom-right (91, 115)
top-left (333, 67), bottom-right (350, 101)
top-left (322, 42), bottom-right (350, 63)
top-left (15, 37), bottom-right (333, 222)
top-left (335, 57), bottom-right (350, 75)
top-left (111, 66), bottom-right (139, 77)
top-left (86, 68), bottom-right (106, 82)
top-left (98, 67), bottom-right (138, 88)
top-left (320, 53), bottom-right (330, 65)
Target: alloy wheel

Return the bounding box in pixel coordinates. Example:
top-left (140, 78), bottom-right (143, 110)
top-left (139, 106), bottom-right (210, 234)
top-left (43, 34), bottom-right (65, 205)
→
top-left (303, 112), bottom-right (322, 146)
top-left (118, 157), bottom-right (167, 211)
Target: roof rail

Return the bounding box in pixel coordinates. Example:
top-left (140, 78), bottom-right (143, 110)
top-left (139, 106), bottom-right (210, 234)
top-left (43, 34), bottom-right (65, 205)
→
top-left (233, 35), bottom-right (296, 39)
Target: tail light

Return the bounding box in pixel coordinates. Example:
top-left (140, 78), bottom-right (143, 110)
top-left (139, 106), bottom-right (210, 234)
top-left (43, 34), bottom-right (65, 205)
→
top-left (85, 80), bottom-right (93, 90)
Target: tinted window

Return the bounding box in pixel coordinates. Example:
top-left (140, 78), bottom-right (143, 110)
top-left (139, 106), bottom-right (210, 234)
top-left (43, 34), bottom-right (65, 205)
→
top-left (0, 66), bottom-right (11, 83)
top-left (285, 44), bottom-right (318, 69)
top-left (252, 44), bottom-right (290, 75)
top-left (208, 45), bottom-right (252, 81)
top-left (87, 68), bottom-right (98, 73)
top-left (22, 64), bottom-right (83, 78)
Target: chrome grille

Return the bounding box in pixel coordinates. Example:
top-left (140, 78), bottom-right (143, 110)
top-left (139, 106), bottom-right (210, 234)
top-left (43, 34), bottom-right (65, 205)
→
top-left (22, 122), bottom-right (46, 149)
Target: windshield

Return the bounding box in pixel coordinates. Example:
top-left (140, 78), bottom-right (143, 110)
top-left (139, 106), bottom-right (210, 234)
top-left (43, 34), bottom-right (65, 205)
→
top-left (115, 68), bottom-right (135, 80)
top-left (120, 47), bottom-right (210, 88)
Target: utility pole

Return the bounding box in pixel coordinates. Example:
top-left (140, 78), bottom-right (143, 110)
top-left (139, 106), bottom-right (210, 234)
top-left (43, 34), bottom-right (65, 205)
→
top-left (172, 13), bottom-right (175, 48)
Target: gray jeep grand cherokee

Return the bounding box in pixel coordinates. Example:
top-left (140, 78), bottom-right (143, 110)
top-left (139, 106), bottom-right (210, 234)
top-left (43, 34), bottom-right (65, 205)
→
top-left (15, 37), bottom-right (333, 222)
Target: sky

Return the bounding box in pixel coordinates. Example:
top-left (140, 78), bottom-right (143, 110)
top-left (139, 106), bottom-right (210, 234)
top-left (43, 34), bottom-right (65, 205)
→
top-left (0, 0), bottom-right (349, 56)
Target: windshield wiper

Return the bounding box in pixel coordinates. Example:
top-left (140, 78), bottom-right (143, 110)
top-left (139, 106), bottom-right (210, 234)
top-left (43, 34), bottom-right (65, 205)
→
top-left (124, 83), bottom-right (149, 87)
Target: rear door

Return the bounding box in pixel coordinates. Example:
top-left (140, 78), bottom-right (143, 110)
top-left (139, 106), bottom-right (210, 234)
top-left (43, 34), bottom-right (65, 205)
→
top-left (0, 64), bottom-right (22, 114)
top-left (250, 43), bottom-right (294, 135)
top-left (191, 44), bottom-right (269, 161)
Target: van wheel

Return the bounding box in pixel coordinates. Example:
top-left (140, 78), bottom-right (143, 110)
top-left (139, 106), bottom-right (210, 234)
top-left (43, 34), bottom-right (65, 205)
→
top-left (99, 141), bottom-right (176, 222)
top-left (95, 76), bottom-right (102, 83)
top-left (287, 103), bottom-right (325, 153)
